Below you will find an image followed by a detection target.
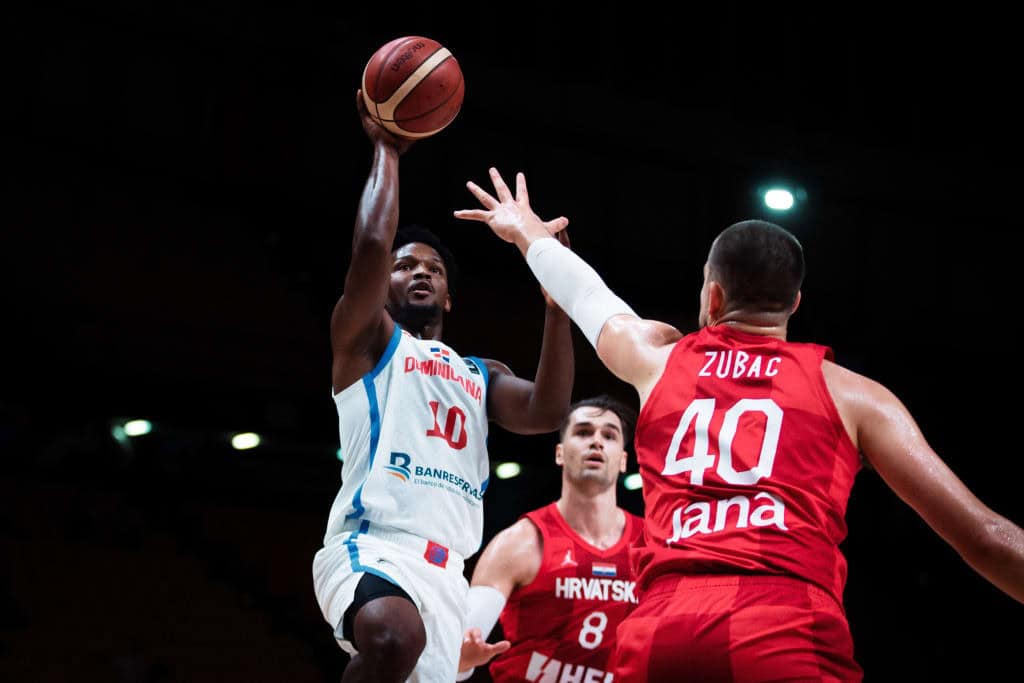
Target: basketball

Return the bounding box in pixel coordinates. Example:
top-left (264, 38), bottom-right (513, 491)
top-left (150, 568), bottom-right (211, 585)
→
top-left (361, 36), bottom-right (465, 140)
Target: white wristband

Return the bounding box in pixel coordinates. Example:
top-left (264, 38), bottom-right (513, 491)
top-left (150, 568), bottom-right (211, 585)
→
top-left (457, 585), bottom-right (508, 681)
top-left (465, 584), bottom-right (507, 640)
top-left (525, 237), bottom-right (637, 348)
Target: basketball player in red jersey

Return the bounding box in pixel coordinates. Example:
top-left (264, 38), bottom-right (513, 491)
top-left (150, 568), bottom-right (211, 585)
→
top-left (455, 395), bottom-right (643, 683)
top-left (454, 168), bottom-right (1024, 682)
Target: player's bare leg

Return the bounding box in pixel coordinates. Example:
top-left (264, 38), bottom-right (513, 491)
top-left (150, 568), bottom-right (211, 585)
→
top-left (341, 596), bottom-right (426, 683)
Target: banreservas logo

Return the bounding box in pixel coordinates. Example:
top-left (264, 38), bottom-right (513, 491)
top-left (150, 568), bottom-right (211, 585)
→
top-left (385, 451), bottom-right (486, 504)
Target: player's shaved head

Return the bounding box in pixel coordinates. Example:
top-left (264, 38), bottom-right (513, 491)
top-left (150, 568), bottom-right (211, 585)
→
top-left (708, 220), bottom-right (804, 311)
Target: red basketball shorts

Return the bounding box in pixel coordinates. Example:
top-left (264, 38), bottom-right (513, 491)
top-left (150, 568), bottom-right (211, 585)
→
top-left (611, 574), bottom-right (863, 683)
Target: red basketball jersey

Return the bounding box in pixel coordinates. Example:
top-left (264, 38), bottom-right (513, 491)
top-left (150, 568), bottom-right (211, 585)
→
top-left (489, 503), bottom-right (644, 683)
top-left (632, 325), bottom-right (861, 606)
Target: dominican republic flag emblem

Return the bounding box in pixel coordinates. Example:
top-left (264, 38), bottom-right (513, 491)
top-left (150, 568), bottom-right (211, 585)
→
top-left (592, 562), bottom-right (617, 577)
top-left (424, 540), bottom-right (449, 568)
top-left (429, 347), bottom-right (451, 363)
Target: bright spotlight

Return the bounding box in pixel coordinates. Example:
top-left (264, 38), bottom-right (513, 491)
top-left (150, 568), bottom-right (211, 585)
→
top-left (111, 425), bottom-right (128, 445)
top-left (231, 432), bottom-right (261, 450)
top-left (623, 473), bottom-right (643, 490)
top-left (123, 419), bottom-right (152, 437)
top-left (495, 462), bottom-right (521, 479)
top-left (764, 188), bottom-right (795, 211)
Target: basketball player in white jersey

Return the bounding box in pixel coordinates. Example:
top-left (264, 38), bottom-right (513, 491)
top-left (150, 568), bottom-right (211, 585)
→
top-left (311, 93), bottom-right (575, 683)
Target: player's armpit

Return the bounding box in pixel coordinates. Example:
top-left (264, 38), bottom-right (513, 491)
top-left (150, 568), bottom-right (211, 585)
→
top-left (329, 298), bottom-right (394, 393)
top-left (482, 361), bottom-right (566, 434)
top-left (481, 358), bottom-right (514, 379)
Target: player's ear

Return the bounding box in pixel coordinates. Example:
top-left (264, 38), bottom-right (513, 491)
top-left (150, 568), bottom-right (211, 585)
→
top-left (790, 290), bottom-right (801, 316)
top-left (443, 292), bottom-right (452, 313)
top-left (555, 443), bottom-right (564, 466)
top-left (619, 451), bottom-right (628, 474)
top-left (708, 281), bottom-right (726, 321)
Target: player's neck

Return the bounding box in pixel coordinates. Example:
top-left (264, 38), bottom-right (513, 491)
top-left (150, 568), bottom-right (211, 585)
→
top-left (390, 301), bottom-right (444, 340)
top-left (712, 314), bottom-right (789, 341)
top-left (556, 487), bottom-right (623, 550)
top-left (401, 320), bottom-right (443, 340)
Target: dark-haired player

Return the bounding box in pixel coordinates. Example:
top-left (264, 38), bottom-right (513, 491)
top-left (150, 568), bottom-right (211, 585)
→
top-left (456, 167), bottom-right (1024, 681)
top-left (311, 100), bottom-right (574, 683)
top-left (456, 396), bottom-right (644, 683)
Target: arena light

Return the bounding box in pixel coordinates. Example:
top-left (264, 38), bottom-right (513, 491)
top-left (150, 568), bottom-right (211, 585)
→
top-left (623, 473), bottom-right (643, 490)
top-left (123, 419), bottom-right (152, 437)
top-left (764, 188), bottom-right (795, 211)
top-left (111, 425), bottom-right (128, 445)
top-left (231, 432), bottom-right (261, 450)
top-left (495, 462), bottom-right (521, 479)
top-left (336, 447), bottom-right (344, 462)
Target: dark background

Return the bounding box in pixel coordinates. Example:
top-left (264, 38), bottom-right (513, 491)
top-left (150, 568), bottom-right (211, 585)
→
top-left (3, 2), bottom-right (1021, 681)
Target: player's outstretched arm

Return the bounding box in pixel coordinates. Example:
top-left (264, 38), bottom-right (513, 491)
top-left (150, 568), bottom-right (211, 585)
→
top-left (455, 167), bottom-right (683, 397)
top-left (826, 362), bottom-right (1024, 603)
top-left (457, 519), bottom-right (543, 680)
top-left (330, 91), bottom-right (414, 392)
top-left (482, 229), bottom-right (574, 435)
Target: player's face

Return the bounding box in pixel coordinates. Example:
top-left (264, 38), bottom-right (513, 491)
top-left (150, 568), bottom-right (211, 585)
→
top-left (388, 243), bottom-right (452, 314)
top-left (556, 407), bottom-right (628, 491)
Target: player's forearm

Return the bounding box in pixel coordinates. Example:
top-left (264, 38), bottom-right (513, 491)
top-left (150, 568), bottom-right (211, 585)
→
top-left (352, 141), bottom-right (401, 252)
top-left (526, 305), bottom-right (574, 430)
top-left (961, 514), bottom-right (1024, 603)
top-left (525, 238), bottom-right (637, 349)
top-left (332, 142), bottom-right (400, 354)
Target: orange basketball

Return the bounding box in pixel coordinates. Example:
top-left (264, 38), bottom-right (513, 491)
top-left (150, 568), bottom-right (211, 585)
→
top-left (361, 36), bottom-right (465, 140)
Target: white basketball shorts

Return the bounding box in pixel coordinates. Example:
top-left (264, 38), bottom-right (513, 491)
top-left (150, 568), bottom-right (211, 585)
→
top-left (312, 519), bottom-right (469, 682)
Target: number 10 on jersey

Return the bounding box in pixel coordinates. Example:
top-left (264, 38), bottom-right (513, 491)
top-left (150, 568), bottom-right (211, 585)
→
top-left (426, 400), bottom-right (468, 450)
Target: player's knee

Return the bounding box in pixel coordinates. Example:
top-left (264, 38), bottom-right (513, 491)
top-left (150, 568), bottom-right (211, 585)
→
top-left (356, 607), bottom-right (426, 668)
top-left (363, 626), bottom-right (424, 664)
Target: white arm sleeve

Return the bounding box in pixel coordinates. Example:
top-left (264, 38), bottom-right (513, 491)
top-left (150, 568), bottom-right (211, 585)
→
top-left (456, 585), bottom-right (508, 681)
top-left (525, 237), bottom-right (637, 349)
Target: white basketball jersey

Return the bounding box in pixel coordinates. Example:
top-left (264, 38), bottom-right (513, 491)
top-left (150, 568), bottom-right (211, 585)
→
top-left (324, 326), bottom-right (491, 558)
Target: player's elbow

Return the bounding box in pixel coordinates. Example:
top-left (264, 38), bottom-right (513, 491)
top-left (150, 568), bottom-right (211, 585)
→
top-left (534, 412), bottom-right (565, 434)
top-left (528, 399), bottom-right (569, 433)
top-left (507, 408), bottom-right (564, 436)
top-left (957, 514), bottom-right (1024, 594)
top-left (974, 513), bottom-right (1015, 552)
